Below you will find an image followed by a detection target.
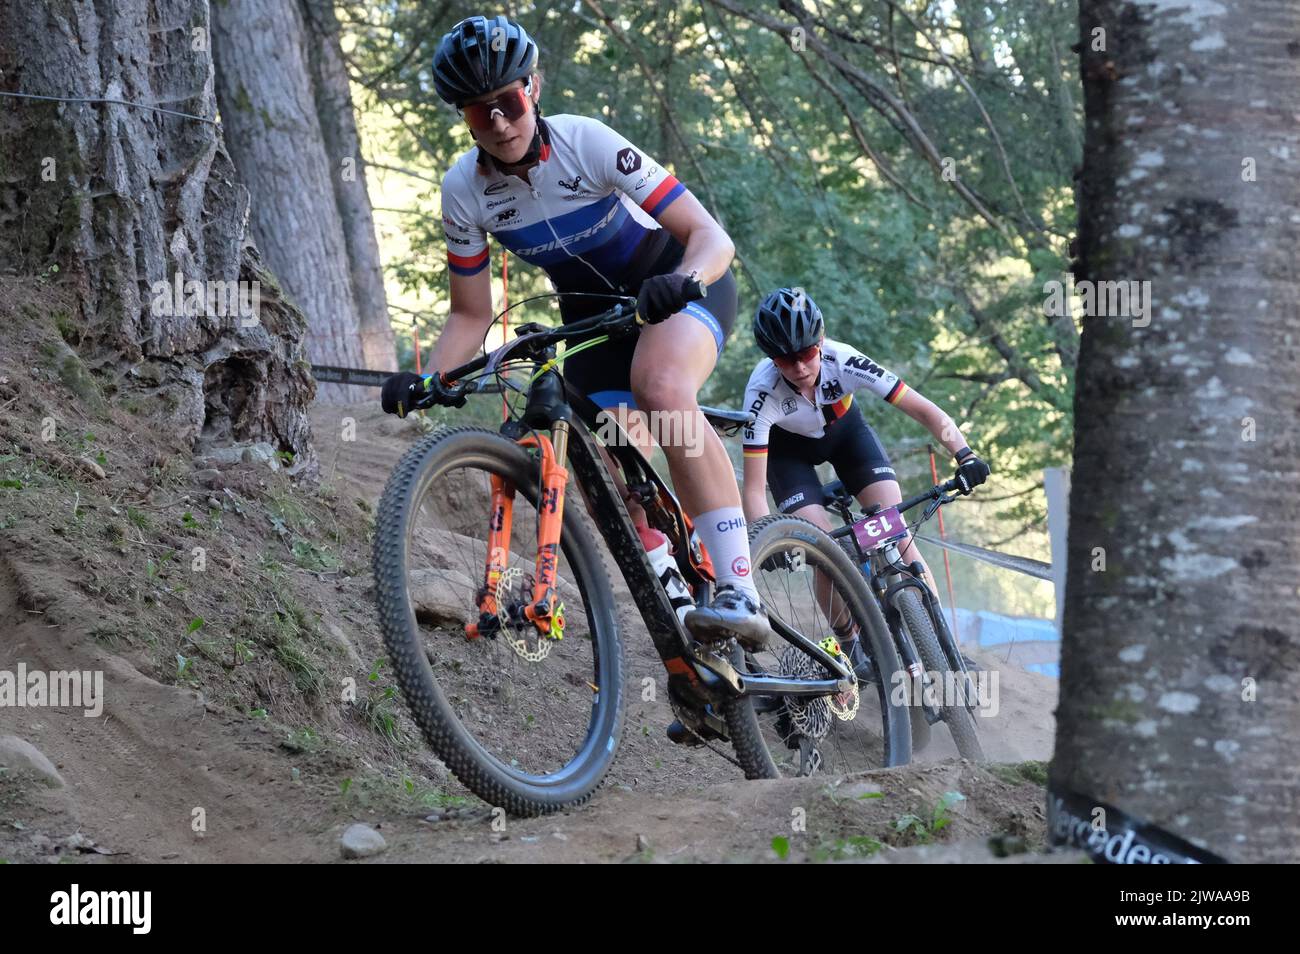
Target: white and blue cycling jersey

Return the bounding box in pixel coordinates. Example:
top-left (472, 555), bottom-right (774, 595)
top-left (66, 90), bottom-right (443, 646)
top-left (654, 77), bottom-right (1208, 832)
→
top-left (440, 114), bottom-right (689, 296)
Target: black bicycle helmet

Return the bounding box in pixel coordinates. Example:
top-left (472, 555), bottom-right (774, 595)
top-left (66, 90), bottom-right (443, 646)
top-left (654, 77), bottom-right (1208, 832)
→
top-left (753, 287), bottom-right (824, 358)
top-left (433, 15), bottom-right (539, 106)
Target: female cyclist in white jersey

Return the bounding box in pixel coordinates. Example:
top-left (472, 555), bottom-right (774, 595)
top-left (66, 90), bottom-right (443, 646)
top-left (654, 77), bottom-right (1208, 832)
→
top-left (380, 15), bottom-right (769, 650)
top-left (740, 287), bottom-right (990, 671)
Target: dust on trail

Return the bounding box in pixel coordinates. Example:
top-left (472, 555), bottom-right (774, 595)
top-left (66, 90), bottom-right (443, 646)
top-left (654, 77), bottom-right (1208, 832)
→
top-left (0, 393), bottom-right (1058, 863)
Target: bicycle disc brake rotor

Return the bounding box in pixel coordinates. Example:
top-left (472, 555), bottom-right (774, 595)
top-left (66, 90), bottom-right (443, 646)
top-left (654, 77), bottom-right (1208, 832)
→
top-left (827, 655), bottom-right (859, 724)
top-left (829, 679), bottom-right (859, 722)
top-left (495, 566), bottom-right (551, 662)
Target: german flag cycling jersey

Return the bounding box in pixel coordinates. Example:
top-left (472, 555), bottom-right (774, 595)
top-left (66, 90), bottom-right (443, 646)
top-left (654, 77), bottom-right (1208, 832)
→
top-left (440, 114), bottom-right (687, 293)
top-left (742, 338), bottom-right (909, 458)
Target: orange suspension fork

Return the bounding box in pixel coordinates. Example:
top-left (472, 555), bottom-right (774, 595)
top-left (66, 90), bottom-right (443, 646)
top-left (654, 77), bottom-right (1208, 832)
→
top-left (519, 424), bottom-right (570, 636)
top-left (464, 428), bottom-right (570, 640)
top-left (465, 474), bottom-right (516, 639)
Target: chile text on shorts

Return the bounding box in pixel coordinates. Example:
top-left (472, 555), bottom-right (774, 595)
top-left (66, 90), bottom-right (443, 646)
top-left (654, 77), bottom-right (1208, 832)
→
top-left (150, 270), bottom-right (261, 327)
top-left (595, 403), bottom-right (707, 457)
top-left (0, 663), bottom-right (103, 717)
top-left (890, 667), bottom-right (999, 718)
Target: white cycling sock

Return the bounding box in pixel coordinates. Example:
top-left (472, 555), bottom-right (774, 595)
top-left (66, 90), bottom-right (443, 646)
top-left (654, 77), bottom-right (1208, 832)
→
top-left (693, 506), bottom-right (760, 601)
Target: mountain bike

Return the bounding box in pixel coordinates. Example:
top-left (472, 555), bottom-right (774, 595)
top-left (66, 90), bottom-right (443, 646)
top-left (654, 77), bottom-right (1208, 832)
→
top-left (825, 476), bottom-right (986, 760)
top-left (371, 288), bottom-right (911, 815)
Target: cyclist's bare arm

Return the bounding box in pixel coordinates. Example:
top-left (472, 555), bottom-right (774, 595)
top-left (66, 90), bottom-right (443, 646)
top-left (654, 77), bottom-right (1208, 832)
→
top-left (428, 267), bottom-right (496, 374)
top-left (654, 191), bottom-right (734, 284)
top-left (890, 386), bottom-right (970, 457)
top-left (742, 453), bottom-right (770, 523)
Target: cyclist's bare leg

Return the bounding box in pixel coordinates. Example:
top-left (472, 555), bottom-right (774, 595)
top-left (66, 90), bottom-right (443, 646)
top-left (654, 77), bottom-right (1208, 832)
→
top-left (856, 480), bottom-right (942, 605)
top-left (629, 314), bottom-right (736, 515)
top-left (631, 309), bottom-right (770, 650)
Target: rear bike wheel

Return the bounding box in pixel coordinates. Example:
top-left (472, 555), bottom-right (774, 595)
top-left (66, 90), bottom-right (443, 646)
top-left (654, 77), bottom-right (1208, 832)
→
top-left (723, 515), bottom-right (911, 778)
top-left (895, 588), bottom-right (984, 760)
top-left (373, 426), bottom-right (625, 815)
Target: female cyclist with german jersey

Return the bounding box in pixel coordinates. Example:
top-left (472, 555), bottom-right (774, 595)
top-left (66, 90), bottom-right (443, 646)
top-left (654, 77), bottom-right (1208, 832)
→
top-left (380, 15), bottom-right (769, 650)
top-left (740, 288), bottom-right (991, 672)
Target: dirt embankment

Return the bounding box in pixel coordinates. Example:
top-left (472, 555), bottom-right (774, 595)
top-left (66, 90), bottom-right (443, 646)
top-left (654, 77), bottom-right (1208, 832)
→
top-left (1, 286), bottom-right (1060, 862)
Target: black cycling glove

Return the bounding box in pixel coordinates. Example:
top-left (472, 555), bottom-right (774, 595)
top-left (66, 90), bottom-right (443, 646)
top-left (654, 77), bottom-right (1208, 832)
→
top-left (637, 272), bottom-right (697, 325)
top-left (954, 448), bottom-right (990, 493)
top-left (380, 372), bottom-right (465, 418)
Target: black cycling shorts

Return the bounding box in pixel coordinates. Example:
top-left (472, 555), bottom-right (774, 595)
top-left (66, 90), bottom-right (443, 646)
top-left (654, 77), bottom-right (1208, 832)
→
top-left (559, 267), bottom-right (738, 409)
top-left (767, 403), bottom-right (897, 513)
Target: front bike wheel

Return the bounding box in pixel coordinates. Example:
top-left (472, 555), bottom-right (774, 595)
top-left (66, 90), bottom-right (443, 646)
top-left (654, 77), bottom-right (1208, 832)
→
top-left (373, 425), bottom-right (625, 816)
top-left (895, 588), bottom-right (984, 760)
top-left (723, 515), bottom-right (911, 778)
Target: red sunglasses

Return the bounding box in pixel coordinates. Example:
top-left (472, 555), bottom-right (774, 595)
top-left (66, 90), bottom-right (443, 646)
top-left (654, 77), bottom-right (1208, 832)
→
top-left (772, 343), bottom-right (820, 366)
top-left (459, 78), bottom-right (534, 131)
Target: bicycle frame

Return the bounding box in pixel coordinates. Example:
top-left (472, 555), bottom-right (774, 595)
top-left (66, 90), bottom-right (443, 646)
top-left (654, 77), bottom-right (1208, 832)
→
top-left (827, 483), bottom-right (977, 718)
top-left (451, 344), bottom-right (854, 735)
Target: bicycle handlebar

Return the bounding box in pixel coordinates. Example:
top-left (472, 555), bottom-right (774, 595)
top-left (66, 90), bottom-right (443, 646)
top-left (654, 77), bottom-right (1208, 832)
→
top-left (897, 475), bottom-right (966, 514)
top-left (439, 277), bottom-right (708, 398)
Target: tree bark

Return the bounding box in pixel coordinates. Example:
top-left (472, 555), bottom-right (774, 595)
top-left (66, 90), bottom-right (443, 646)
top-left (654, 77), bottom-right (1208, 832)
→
top-left (1057, 0), bottom-right (1300, 862)
top-left (211, 0), bottom-right (394, 397)
top-left (302, 0), bottom-right (395, 375)
top-left (0, 0), bottom-right (316, 473)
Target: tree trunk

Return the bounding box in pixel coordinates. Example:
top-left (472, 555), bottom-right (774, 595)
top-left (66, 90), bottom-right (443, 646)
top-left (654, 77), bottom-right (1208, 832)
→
top-left (211, 0), bottom-right (394, 397)
top-left (957, 0), bottom-right (997, 77)
top-left (1056, 0), bottom-right (1300, 862)
top-left (302, 0), bottom-right (395, 376)
top-left (0, 0), bottom-right (316, 474)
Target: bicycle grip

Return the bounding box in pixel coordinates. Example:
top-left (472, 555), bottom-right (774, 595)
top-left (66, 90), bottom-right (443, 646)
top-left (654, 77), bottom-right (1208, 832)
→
top-left (683, 276), bottom-right (707, 302)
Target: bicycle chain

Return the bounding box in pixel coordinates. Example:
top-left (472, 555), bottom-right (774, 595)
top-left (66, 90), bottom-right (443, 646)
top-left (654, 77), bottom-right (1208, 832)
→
top-left (669, 698), bottom-right (742, 769)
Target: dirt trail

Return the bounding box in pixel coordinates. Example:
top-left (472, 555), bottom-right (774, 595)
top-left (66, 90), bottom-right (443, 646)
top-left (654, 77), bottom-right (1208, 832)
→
top-left (0, 559), bottom-right (324, 862)
top-left (310, 402), bottom-right (1058, 764)
top-left (0, 386), bottom-right (1059, 863)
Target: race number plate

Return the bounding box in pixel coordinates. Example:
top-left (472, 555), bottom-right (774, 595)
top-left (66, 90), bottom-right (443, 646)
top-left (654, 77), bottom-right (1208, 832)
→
top-left (851, 507), bottom-right (908, 551)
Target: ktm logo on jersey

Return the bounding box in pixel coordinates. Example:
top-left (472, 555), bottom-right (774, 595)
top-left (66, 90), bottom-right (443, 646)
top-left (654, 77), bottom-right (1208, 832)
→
top-left (615, 147), bottom-right (642, 174)
top-left (845, 355), bottom-right (885, 377)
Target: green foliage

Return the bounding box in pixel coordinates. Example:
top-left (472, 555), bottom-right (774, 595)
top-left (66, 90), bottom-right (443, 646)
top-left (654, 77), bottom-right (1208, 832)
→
top-left (345, 0), bottom-right (1082, 526)
top-left (894, 790), bottom-right (967, 844)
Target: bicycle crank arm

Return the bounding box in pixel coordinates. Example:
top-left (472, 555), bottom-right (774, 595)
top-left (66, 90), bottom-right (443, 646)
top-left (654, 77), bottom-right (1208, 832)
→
top-left (741, 674), bottom-right (852, 698)
top-left (686, 643), bottom-right (744, 693)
